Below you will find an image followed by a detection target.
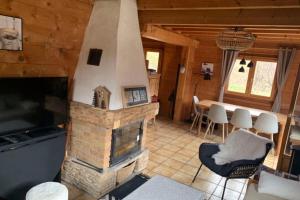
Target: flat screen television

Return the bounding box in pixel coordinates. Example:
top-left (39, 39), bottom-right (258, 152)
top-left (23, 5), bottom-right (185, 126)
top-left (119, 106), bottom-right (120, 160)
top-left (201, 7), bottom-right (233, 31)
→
top-left (0, 77), bottom-right (68, 135)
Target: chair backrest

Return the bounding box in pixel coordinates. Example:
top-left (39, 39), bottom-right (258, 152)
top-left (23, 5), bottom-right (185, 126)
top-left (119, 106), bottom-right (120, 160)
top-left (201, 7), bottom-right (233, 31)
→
top-left (254, 113), bottom-right (278, 134)
top-left (208, 104), bottom-right (228, 123)
top-left (230, 108), bottom-right (252, 129)
top-left (193, 96), bottom-right (200, 113)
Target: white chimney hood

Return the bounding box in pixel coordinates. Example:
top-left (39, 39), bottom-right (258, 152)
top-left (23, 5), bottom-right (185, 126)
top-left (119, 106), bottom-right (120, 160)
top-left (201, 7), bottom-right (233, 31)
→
top-left (72, 0), bottom-right (150, 110)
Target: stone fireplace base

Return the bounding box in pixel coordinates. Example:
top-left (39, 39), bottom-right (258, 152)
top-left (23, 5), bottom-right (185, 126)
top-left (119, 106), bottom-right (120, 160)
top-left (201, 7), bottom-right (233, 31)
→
top-left (62, 102), bottom-right (158, 198)
top-left (62, 150), bottom-right (149, 197)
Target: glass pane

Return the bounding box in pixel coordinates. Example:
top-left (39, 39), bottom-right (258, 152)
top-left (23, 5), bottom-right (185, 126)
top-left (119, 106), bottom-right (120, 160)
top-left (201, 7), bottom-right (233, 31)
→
top-left (146, 51), bottom-right (160, 71)
top-left (227, 59), bottom-right (250, 93)
top-left (251, 61), bottom-right (277, 97)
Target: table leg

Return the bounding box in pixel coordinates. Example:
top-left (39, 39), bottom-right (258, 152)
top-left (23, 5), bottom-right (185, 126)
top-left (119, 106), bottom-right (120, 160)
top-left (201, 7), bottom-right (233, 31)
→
top-left (276, 122), bottom-right (285, 156)
top-left (197, 109), bottom-right (204, 135)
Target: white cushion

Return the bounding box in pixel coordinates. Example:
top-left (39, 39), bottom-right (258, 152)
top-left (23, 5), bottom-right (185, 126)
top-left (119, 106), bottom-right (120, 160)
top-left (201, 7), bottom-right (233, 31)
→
top-left (212, 129), bottom-right (272, 165)
top-left (258, 171), bottom-right (300, 200)
top-left (26, 182), bottom-right (68, 200)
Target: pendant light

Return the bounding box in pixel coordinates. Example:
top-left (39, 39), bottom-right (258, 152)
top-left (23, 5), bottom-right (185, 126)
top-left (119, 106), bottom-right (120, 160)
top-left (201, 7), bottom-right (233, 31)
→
top-left (247, 60), bottom-right (254, 68)
top-left (239, 58), bottom-right (246, 65)
top-left (238, 66), bottom-right (245, 72)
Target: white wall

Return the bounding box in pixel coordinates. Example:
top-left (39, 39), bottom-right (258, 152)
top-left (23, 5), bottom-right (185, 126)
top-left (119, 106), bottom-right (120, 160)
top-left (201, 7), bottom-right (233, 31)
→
top-left (73, 0), bottom-right (150, 110)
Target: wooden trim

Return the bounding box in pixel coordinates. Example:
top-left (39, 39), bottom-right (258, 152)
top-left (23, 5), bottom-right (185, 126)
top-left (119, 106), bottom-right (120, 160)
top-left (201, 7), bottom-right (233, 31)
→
top-left (142, 25), bottom-right (199, 47)
top-left (277, 65), bottom-right (300, 170)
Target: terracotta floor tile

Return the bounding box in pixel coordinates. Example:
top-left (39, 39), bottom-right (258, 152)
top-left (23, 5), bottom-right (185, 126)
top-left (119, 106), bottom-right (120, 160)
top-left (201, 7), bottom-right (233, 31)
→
top-left (172, 152), bottom-right (191, 163)
top-left (152, 165), bottom-right (177, 177)
top-left (171, 171), bottom-right (194, 185)
top-left (156, 148), bottom-right (176, 157)
top-left (149, 153), bottom-right (168, 163)
top-left (191, 179), bottom-right (218, 194)
top-left (162, 144), bottom-right (182, 152)
top-left (218, 179), bottom-right (245, 192)
top-left (179, 164), bottom-right (199, 177)
top-left (162, 158), bottom-right (185, 170)
top-left (213, 185), bottom-right (240, 200)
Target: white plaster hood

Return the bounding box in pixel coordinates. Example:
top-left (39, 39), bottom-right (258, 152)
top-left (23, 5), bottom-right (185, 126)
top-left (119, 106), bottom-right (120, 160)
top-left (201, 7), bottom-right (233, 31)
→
top-left (72, 0), bottom-right (150, 110)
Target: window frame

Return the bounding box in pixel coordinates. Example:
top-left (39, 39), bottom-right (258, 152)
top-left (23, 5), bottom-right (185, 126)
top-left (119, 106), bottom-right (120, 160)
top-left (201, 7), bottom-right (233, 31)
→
top-left (144, 48), bottom-right (163, 73)
top-left (225, 56), bottom-right (277, 100)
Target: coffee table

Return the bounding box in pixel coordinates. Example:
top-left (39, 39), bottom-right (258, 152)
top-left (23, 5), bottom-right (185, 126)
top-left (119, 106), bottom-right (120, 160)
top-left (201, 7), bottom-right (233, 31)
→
top-left (123, 175), bottom-right (205, 200)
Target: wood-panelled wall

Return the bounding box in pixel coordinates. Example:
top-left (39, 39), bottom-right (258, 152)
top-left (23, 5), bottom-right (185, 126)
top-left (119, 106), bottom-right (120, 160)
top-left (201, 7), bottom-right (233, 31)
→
top-left (189, 39), bottom-right (300, 119)
top-left (0, 0), bottom-right (92, 79)
top-left (159, 44), bottom-right (182, 118)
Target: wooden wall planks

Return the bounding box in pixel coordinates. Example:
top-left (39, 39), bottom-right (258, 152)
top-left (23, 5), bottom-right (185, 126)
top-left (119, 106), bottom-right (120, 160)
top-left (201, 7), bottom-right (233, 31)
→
top-left (189, 38), bottom-right (300, 119)
top-left (0, 0), bottom-right (93, 79)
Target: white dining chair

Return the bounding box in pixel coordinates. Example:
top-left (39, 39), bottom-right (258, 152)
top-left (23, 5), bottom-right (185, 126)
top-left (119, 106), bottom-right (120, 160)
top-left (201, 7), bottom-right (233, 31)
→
top-left (204, 104), bottom-right (228, 142)
top-left (230, 108), bottom-right (252, 133)
top-left (254, 113), bottom-right (278, 143)
top-left (190, 96), bottom-right (207, 131)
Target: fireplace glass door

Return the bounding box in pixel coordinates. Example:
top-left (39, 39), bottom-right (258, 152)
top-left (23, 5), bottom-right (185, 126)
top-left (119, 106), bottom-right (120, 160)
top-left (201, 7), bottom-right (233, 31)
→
top-left (110, 121), bottom-right (143, 166)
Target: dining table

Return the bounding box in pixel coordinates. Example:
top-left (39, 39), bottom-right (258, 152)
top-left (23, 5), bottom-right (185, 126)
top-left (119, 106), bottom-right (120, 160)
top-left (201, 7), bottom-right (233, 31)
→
top-left (196, 99), bottom-right (288, 156)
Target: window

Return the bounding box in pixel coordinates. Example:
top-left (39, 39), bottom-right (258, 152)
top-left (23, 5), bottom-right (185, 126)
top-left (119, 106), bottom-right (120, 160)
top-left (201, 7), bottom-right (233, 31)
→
top-left (146, 51), bottom-right (160, 72)
top-left (228, 59), bottom-right (251, 93)
top-left (226, 58), bottom-right (277, 98)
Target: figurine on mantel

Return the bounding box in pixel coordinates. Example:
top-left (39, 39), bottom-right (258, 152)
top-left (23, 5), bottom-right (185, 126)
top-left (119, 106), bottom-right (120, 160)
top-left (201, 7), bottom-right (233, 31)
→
top-left (92, 86), bottom-right (111, 110)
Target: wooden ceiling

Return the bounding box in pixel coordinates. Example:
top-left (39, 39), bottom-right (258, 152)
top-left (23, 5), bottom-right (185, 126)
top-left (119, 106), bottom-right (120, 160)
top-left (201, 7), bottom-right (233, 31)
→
top-left (138, 0), bottom-right (300, 45)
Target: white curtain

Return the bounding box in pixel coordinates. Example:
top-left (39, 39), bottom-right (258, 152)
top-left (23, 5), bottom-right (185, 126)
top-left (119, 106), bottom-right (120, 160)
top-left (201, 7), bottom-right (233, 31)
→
top-left (272, 47), bottom-right (296, 112)
top-left (218, 50), bottom-right (239, 102)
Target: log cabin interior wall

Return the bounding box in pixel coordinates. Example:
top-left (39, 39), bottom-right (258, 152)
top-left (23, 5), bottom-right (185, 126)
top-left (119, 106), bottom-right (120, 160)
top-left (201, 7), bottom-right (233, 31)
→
top-left (0, 0), bottom-right (93, 81)
top-left (138, 0), bottom-right (300, 120)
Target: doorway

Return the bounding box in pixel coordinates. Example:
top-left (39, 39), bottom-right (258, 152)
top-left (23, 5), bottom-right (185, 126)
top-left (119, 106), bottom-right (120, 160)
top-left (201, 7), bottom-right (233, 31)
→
top-left (143, 38), bottom-right (182, 119)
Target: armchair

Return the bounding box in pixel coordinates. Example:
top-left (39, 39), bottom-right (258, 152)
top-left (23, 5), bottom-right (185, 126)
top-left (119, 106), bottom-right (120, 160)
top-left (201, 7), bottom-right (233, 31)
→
top-left (192, 142), bottom-right (272, 199)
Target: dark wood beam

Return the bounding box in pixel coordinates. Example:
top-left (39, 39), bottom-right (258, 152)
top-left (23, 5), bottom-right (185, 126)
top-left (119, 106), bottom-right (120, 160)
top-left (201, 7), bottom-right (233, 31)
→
top-left (139, 8), bottom-right (300, 27)
top-left (138, 0), bottom-right (300, 10)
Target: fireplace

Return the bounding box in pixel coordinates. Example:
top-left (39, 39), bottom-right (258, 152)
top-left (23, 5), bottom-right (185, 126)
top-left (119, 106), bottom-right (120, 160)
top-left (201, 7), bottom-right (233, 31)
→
top-left (110, 120), bottom-right (143, 167)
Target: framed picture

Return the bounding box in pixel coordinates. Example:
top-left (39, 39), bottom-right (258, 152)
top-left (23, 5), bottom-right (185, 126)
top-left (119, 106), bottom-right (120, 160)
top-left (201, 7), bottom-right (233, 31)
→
top-left (0, 15), bottom-right (23, 51)
top-left (201, 63), bottom-right (214, 75)
top-left (122, 86), bottom-right (148, 107)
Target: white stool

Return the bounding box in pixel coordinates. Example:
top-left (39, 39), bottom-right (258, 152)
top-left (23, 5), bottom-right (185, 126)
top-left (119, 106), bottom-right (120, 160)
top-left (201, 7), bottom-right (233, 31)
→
top-left (26, 182), bottom-right (68, 200)
top-left (230, 108), bottom-right (252, 133)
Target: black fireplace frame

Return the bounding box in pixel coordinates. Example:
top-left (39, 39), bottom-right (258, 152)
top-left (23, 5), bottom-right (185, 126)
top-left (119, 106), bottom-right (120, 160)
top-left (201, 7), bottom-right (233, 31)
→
top-left (110, 120), bottom-right (143, 167)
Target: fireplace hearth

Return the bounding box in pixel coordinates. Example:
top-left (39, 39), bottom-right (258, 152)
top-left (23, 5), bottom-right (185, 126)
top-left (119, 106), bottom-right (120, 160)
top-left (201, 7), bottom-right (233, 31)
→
top-left (62, 101), bottom-right (158, 198)
top-left (110, 120), bottom-right (143, 167)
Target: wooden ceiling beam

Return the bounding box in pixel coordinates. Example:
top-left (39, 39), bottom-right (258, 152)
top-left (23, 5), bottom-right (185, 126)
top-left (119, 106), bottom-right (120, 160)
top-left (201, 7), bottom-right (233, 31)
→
top-left (139, 8), bottom-right (300, 27)
top-left (141, 25), bottom-right (199, 47)
top-left (138, 0), bottom-right (300, 10)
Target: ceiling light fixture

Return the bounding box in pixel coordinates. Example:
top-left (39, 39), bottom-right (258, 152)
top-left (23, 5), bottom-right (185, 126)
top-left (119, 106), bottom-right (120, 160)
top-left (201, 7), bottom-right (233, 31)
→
top-left (216, 28), bottom-right (256, 51)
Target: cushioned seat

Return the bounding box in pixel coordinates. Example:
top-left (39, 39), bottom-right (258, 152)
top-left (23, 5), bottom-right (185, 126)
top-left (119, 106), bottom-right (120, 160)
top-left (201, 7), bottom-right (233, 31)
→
top-left (193, 130), bottom-right (273, 200)
top-left (26, 182), bottom-right (68, 200)
top-left (199, 143), bottom-right (272, 177)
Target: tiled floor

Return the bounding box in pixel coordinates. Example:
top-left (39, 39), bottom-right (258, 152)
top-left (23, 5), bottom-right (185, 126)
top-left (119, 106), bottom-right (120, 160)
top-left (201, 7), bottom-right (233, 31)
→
top-left (67, 118), bottom-right (277, 200)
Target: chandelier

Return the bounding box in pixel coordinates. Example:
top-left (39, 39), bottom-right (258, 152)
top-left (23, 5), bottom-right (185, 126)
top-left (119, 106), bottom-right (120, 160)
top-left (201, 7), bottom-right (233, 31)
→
top-left (216, 28), bottom-right (256, 51)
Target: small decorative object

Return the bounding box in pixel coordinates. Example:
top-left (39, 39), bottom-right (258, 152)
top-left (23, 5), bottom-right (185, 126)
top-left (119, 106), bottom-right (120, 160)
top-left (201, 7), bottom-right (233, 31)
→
top-left (87, 48), bottom-right (102, 66)
top-left (216, 28), bottom-right (256, 51)
top-left (201, 63), bottom-right (213, 80)
top-left (179, 64), bottom-right (185, 74)
top-left (238, 66), bottom-right (245, 73)
top-left (92, 86), bottom-right (111, 109)
top-left (239, 58), bottom-right (246, 65)
top-left (0, 15), bottom-right (22, 51)
top-left (122, 86), bottom-right (148, 107)
top-left (247, 60), bottom-right (254, 68)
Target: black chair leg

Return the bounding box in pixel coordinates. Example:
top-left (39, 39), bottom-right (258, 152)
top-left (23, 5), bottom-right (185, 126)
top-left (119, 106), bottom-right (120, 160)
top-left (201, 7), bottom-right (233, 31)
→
top-left (221, 178), bottom-right (229, 200)
top-left (192, 164), bottom-right (203, 183)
